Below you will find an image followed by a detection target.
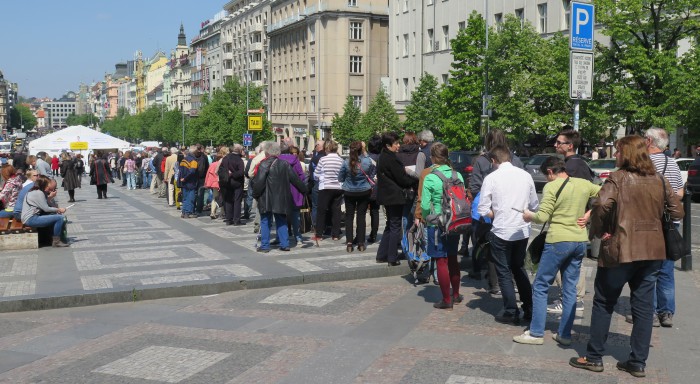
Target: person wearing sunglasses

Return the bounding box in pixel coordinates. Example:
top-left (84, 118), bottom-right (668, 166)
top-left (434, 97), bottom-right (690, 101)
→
top-left (21, 175), bottom-right (69, 247)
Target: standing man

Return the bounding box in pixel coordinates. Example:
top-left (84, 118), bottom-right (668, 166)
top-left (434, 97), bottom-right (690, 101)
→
top-left (178, 146), bottom-right (199, 218)
top-left (645, 127), bottom-right (684, 328)
top-left (220, 144), bottom-right (246, 225)
top-left (478, 145), bottom-right (539, 324)
top-left (163, 148), bottom-right (179, 206)
top-left (34, 152), bottom-right (53, 178)
top-left (417, 130), bottom-right (435, 167)
top-left (247, 141), bottom-right (271, 233)
top-left (194, 144), bottom-right (210, 215)
top-left (151, 147), bottom-right (166, 196)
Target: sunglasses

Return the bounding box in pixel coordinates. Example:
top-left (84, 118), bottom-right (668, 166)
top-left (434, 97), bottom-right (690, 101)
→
top-left (555, 140), bottom-right (571, 146)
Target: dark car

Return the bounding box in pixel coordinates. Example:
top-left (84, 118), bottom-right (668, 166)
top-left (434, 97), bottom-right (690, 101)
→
top-left (524, 153), bottom-right (564, 191)
top-left (448, 150), bottom-right (479, 188)
top-left (687, 157), bottom-right (700, 202)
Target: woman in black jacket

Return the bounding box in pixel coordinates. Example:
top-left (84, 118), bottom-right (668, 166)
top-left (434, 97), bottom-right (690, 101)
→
top-left (375, 132), bottom-right (418, 265)
top-left (89, 151), bottom-right (112, 199)
top-left (60, 152), bottom-right (80, 202)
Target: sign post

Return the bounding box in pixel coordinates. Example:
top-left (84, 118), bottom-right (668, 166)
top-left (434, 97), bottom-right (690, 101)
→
top-left (569, 1), bottom-right (595, 132)
top-left (243, 133), bottom-right (253, 147)
top-left (247, 116), bottom-right (263, 131)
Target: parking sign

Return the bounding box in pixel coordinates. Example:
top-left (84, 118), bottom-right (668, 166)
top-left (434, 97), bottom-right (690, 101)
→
top-left (243, 134), bottom-right (253, 147)
top-left (570, 2), bottom-right (595, 51)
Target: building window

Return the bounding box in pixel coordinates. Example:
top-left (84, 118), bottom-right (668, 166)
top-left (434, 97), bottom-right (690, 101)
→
top-left (442, 26), bottom-right (449, 50)
top-left (495, 13), bottom-right (503, 32)
top-left (350, 56), bottom-right (363, 74)
top-left (395, 36), bottom-right (400, 58)
top-left (402, 78), bottom-right (409, 100)
top-left (310, 57), bottom-right (316, 76)
top-left (309, 24), bottom-right (315, 43)
top-left (350, 21), bottom-right (363, 40)
top-left (348, 0), bottom-right (357, 6)
top-left (458, 21), bottom-right (466, 31)
top-left (563, 0), bottom-right (571, 30)
top-left (538, 4), bottom-right (548, 33)
top-left (515, 8), bottom-right (525, 28)
top-left (353, 96), bottom-right (362, 110)
top-left (442, 74), bottom-right (449, 84)
top-left (427, 28), bottom-right (434, 52)
top-left (403, 34), bottom-right (409, 56)
top-left (403, 0), bottom-right (408, 13)
top-left (427, 0), bottom-right (433, 5)
top-left (412, 32), bottom-right (416, 55)
top-left (310, 95), bottom-right (316, 111)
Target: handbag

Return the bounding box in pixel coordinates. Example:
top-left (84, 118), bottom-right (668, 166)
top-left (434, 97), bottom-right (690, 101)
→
top-left (359, 166), bottom-right (377, 200)
top-left (300, 196), bottom-right (313, 234)
top-left (527, 177), bottom-right (570, 264)
top-left (660, 174), bottom-right (687, 261)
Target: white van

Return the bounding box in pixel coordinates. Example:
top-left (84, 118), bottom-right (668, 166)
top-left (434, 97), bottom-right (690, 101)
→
top-left (0, 142), bottom-right (12, 155)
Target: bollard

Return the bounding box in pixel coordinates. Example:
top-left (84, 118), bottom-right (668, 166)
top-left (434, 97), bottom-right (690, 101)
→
top-left (682, 190), bottom-right (693, 271)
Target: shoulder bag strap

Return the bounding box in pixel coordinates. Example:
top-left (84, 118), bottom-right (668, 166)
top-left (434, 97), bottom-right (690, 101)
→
top-left (542, 177), bottom-right (570, 232)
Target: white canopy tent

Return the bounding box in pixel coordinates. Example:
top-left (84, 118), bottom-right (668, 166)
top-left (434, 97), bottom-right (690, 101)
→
top-left (27, 125), bottom-right (131, 157)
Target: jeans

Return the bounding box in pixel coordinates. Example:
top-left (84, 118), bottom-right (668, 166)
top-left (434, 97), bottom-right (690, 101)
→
top-left (488, 233), bottom-right (533, 316)
top-left (586, 260), bottom-right (662, 368)
top-left (125, 172), bottom-right (136, 189)
top-left (289, 207), bottom-right (301, 241)
top-left (0, 210), bottom-right (13, 218)
top-left (376, 204), bottom-right (403, 263)
top-left (344, 190), bottom-right (371, 245)
top-left (529, 241), bottom-right (585, 339)
top-left (25, 214), bottom-right (64, 236)
top-left (142, 172), bottom-right (152, 190)
top-left (260, 212), bottom-right (288, 250)
top-left (181, 188), bottom-right (196, 215)
top-left (244, 184), bottom-right (253, 219)
top-left (654, 223), bottom-right (679, 315)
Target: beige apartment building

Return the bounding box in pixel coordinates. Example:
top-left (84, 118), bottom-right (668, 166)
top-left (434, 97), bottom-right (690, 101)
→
top-left (169, 24), bottom-right (192, 114)
top-left (267, 0), bottom-right (389, 150)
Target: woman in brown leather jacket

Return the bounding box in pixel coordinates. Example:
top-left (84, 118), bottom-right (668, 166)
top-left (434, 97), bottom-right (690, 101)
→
top-left (570, 135), bottom-right (684, 377)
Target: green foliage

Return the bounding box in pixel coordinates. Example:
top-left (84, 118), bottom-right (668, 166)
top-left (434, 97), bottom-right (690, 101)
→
top-left (9, 104), bottom-right (37, 130)
top-left (360, 86), bottom-right (400, 139)
top-left (65, 114), bottom-right (96, 127)
top-left (439, 11), bottom-right (485, 149)
top-left (331, 95), bottom-right (362, 146)
top-left (404, 73), bottom-right (442, 134)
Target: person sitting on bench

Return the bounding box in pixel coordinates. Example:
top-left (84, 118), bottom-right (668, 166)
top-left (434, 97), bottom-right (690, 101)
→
top-left (21, 175), bottom-right (69, 247)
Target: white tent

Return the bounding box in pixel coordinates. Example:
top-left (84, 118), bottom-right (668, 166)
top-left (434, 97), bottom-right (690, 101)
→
top-left (27, 125), bottom-right (131, 157)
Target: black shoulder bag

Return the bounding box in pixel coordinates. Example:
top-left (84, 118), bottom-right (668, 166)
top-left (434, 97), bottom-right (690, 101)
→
top-left (527, 177), bottom-right (570, 264)
top-left (660, 173), bottom-right (687, 261)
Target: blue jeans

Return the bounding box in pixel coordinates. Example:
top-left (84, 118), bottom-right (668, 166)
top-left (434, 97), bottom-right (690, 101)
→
top-left (529, 241), bottom-right (585, 338)
top-left (488, 233), bottom-right (532, 316)
top-left (181, 188), bottom-right (196, 215)
top-left (586, 260), bottom-right (662, 368)
top-left (654, 223), bottom-right (679, 315)
top-left (260, 212), bottom-right (289, 250)
top-left (289, 207), bottom-right (301, 241)
top-left (142, 172), bottom-right (152, 189)
top-left (125, 172), bottom-right (135, 189)
top-left (0, 210), bottom-right (14, 218)
top-left (25, 214), bottom-right (64, 236)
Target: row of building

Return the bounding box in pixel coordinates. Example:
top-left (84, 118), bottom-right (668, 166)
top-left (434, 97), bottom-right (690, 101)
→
top-left (2, 0), bottom-right (582, 149)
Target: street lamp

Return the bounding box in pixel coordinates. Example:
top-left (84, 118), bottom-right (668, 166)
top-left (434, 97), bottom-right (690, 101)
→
top-left (181, 103), bottom-right (185, 147)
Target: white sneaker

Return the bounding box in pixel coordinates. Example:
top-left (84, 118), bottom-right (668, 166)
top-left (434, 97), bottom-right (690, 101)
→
top-left (513, 330), bottom-right (544, 345)
top-left (547, 299), bottom-right (584, 313)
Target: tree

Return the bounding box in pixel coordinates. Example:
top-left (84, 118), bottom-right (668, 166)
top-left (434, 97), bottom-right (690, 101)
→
top-left (594, 0), bottom-right (700, 133)
top-left (360, 87), bottom-right (400, 139)
top-left (440, 11), bottom-right (485, 149)
top-left (404, 73), bottom-right (442, 134)
top-left (66, 114), bottom-right (95, 127)
top-left (331, 95), bottom-right (362, 146)
top-left (9, 104), bottom-right (37, 130)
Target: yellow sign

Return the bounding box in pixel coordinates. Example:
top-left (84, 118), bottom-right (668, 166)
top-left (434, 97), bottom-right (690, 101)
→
top-left (248, 116), bottom-right (263, 131)
top-left (69, 141), bottom-right (89, 150)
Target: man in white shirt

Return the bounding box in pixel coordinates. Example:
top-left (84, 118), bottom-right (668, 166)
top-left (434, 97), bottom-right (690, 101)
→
top-left (478, 145), bottom-right (539, 325)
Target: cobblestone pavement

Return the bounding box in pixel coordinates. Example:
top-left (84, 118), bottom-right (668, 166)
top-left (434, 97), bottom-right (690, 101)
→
top-left (1, 270), bottom-right (699, 383)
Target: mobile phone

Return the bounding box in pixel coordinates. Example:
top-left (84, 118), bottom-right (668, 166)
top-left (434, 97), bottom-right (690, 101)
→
top-left (65, 204), bottom-right (75, 209)
top-left (511, 207), bottom-right (524, 213)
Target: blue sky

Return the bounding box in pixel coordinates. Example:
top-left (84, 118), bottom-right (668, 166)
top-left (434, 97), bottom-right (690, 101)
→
top-left (0, 1), bottom-right (223, 99)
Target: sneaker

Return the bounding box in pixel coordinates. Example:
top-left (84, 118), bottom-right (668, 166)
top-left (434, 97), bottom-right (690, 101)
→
top-left (489, 289), bottom-right (502, 296)
top-left (569, 357), bottom-right (604, 372)
top-left (658, 312), bottom-right (673, 327)
top-left (513, 330), bottom-right (543, 345)
top-left (552, 333), bottom-right (572, 346)
top-left (616, 360), bottom-right (646, 378)
top-left (547, 299), bottom-right (584, 314)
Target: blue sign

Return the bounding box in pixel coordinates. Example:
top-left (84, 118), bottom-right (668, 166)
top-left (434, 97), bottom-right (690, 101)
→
top-left (243, 133), bottom-right (253, 147)
top-left (570, 2), bottom-right (595, 51)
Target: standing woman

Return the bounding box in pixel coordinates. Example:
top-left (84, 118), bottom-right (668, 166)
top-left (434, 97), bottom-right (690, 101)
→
top-left (376, 132), bottom-right (418, 265)
top-left (420, 143), bottom-right (462, 309)
top-left (396, 132), bottom-right (426, 232)
top-left (338, 141), bottom-right (375, 252)
top-left (59, 153), bottom-right (80, 202)
top-left (205, 148), bottom-right (225, 220)
top-left (90, 151), bottom-right (111, 199)
top-left (569, 136), bottom-right (684, 377)
top-left (51, 155), bottom-right (60, 177)
top-left (312, 140), bottom-right (344, 242)
top-left (124, 152), bottom-right (137, 190)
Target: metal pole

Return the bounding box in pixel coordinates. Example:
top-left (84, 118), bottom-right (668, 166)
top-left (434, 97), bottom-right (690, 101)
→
top-left (682, 190), bottom-right (693, 271)
top-left (573, 99), bottom-right (580, 131)
top-left (483, 0), bottom-right (489, 120)
top-left (181, 109), bottom-right (185, 146)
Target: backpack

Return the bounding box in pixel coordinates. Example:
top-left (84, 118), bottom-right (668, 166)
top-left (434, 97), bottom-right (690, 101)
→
top-left (425, 168), bottom-right (472, 235)
top-left (218, 158), bottom-right (231, 186)
top-left (401, 221), bottom-right (431, 285)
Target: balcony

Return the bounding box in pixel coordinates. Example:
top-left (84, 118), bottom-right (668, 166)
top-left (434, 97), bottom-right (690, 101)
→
top-left (249, 42), bottom-right (263, 52)
top-left (250, 23), bottom-right (264, 33)
top-left (250, 61), bottom-right (264, 70)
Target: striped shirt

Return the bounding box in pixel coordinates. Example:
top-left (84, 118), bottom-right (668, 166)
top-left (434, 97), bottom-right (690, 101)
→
top-left (314, 153), bottom-right (343, 190)
top-left (650, 153), bottom-right (683, 192)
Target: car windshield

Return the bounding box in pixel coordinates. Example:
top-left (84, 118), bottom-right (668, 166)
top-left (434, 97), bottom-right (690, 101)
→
top-left (527, 156), bottom-right (551, 165)
top-left (589, 159), bottom-right (616, 169)
top-left (449, 152), bottom-right (472, 166)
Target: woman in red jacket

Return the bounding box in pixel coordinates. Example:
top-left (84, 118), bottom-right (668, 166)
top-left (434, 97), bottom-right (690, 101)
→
top-left (50, 155), bottom-right (60, 177)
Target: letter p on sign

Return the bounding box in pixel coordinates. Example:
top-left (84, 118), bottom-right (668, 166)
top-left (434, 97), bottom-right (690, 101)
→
top-left (575, 8), bottom-right (589, 34)
top-left (570, 2), bottom-right (595, 51)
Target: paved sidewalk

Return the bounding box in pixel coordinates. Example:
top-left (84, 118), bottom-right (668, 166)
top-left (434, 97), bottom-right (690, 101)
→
top-left (1, 270), bottom-right (699, 383)
top-left (0, 182), bottom-right (405, 312)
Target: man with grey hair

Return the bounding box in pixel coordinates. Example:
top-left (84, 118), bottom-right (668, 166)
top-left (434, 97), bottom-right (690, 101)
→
top-left (246, 141), bottom-right (271, 232)
top-left (252, 141), bottom-right (307, 252)
top-left (220, 144), bottom-right (246, 225)
top-left (418, 130), bottom-right (435, 167)
top-left (35, 152), bottom-right (53, 178)
top-left (640, 127), bottom-right (685, 328)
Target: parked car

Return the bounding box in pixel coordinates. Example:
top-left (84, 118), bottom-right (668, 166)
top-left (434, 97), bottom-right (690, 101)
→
top-left (675, 157), bottom-right (694, 185)
top-left (687, 157), bottom-right (700, 202)
top-left (524, 154), bottom-right (563, 191)
top-left (448, 150), bottom-right (479, 188)
top-left (588, 159), bottom-right (618, 184)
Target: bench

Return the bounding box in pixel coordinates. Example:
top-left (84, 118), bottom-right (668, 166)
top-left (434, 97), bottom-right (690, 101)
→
top-left (0, 217), bottom-right (39, 250)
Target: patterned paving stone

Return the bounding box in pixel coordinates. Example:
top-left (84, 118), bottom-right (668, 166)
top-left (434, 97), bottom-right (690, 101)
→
top-left (73, 243), bottom-right (229, 271)
top-left (0, 281), bottom-right (36, 298)
top-left (69, 219), bottom-right (169, 233)
top-left (92, 346), bottom-right (230, 383)
top-left (70, 229), bottom-right (192, 249)
top-left (278, 254), bottom-right (379, 272)
top-left (445, 375), bottom-right (545, 384)
top-left (0, 254), bottom-right (37, 277)
top-left (259, 288), bottom-right (346, 307)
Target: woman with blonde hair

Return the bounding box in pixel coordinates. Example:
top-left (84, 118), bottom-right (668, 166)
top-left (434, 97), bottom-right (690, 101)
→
top-left (569, 135), bottom-right (684, 377)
